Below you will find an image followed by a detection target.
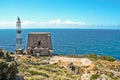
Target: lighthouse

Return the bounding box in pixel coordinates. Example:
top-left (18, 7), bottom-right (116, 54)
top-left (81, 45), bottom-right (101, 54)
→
top-left (16, 17), bottom-right (23, 54)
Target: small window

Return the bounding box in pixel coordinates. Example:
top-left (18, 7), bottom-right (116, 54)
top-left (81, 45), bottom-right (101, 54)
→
top-left (38, 41), bottom-right (41, 46)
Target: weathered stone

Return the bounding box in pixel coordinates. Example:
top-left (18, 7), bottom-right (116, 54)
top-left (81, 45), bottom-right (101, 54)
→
top-left (27, 32), bottom-right (53, 56)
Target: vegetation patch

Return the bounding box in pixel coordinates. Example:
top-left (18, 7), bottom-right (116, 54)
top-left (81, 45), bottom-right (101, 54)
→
top-left (0, 49), bottom-right (18, 80)
top-left (91, 73), bottom-right (100, 80)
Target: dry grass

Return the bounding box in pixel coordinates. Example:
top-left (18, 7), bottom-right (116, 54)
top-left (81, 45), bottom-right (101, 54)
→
top-left (15, 55), bottom-right (120, 80)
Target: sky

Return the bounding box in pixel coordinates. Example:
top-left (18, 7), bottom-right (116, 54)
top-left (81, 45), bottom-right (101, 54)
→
top-left (0, 0), bottom-right (120, 29)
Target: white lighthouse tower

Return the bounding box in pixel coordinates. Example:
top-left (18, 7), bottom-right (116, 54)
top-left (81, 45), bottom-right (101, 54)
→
top-left (16, 17), bottom-right (23, 54)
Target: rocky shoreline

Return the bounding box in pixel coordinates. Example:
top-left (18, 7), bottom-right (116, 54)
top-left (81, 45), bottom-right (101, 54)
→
top-left (0, 49), bottom-right (120, 80)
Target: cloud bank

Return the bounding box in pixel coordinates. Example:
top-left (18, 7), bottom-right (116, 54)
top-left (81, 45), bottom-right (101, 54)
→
top-left (0, 19), bottom-right (88, 29)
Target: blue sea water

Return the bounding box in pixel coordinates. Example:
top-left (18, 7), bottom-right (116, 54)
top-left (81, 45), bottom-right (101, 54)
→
top-left (0, 29), bottom-right (120, 59)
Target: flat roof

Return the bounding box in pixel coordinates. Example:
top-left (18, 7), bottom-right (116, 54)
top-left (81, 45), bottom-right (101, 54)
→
top-left (16, 49), bottom-right (23, 50)
top-left (29, 32), bottom-right (50, 34)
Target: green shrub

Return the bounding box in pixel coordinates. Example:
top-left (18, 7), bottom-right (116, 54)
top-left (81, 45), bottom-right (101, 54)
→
top-left (38, 72), bottom-right (49, 78)
top-left (91, 74), bottom-right (100, 80)
top-left (100, 56), bottom-right (116, 61)
top-left (68, 62), bottom-right (76, 72)
top-left (28, 68), bottom-right (39, 75)
top-left (106, 72), bottom-right (114, 78)
top-left (28, 75), bottom-right (45, 80)
top-left (87, 54), bottom-right (98, 60)
top-left (9, 52), bottom-right (14, 55)
top-left (0, 49), bottom-right (18, 80)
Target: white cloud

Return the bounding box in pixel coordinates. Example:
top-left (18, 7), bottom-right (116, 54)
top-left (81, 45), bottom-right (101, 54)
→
top-left (49, 19), bottom-right (62, 24)
top-left (63, 20), bottom-right (86, 25)
top-left (0, 19), bottom-right (88, 28)
top-left (47, 19), bottom-right (86, 25)
top-left (23, 21), bottom-right (36, 25)
top-left (0, 21), bottom-right (15, 29)
top-left (0, 21), bottom-right (15, 25)
top-left (24, 19), bottom-right (87, 25)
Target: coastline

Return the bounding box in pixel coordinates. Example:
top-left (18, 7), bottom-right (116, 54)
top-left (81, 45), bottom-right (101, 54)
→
top-left (1, 29), bottom-right (120, 59)
top-left (0, 49), bottom-right (120, 80)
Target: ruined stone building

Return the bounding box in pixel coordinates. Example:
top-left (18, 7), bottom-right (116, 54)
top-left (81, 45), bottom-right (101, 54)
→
top-left (27, 32), bottom-right (53, 56)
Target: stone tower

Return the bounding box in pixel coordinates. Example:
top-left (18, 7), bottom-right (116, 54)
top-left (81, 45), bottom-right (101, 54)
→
top-left (16, 17), bottom-right (23, 54)
top-left (27, 32), bottom-right (53, 56)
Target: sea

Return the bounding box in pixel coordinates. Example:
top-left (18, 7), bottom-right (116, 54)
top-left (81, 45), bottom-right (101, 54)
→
top-left (0, 29), bottom-right (120, 59)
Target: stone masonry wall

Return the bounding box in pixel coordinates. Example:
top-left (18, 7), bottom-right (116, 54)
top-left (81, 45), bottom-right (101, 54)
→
top-left (27, 32), bottom-right (52, 50)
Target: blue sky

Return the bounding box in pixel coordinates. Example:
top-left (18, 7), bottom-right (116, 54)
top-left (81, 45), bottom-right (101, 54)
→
top-left (0, 0), bottom-right (120, 29)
